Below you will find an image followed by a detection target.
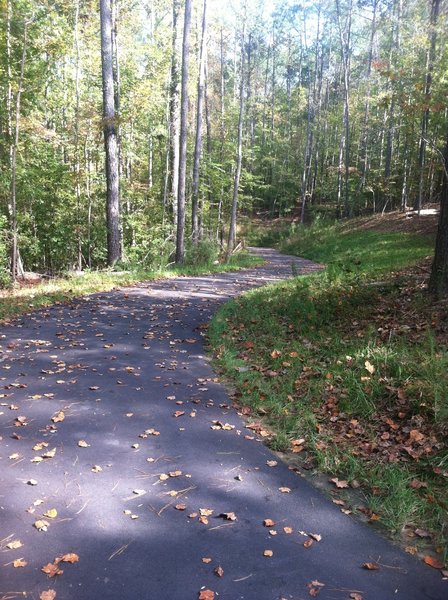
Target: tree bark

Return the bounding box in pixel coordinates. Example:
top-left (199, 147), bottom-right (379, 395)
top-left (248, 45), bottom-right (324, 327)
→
top-left (415, 0), bottom-right (440, 213)
top-left (429, 133), bottom-right (448, 298)
top-left (191, 0), bottom-right (207, 245)
top-left (100, 0), bottom-right (121, 266)
top-left (175, 0), bottom-right (192, 264)
top-left (10, 18), bottom-right (29, 281)
top-left (169, 0), bottom-right (181, 223)
top-left (227, 15), bottom-right (246, 254)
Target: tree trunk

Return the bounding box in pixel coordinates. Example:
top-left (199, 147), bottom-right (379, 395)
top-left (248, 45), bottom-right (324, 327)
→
top-left (169, 0), bottom-right (181, 223)
top-left (415, 0), bottom-right (440, 212)
top-left (227, 16), bottom-right (246, 254)
top-left (100, 0), bottom-right (121, 266)
top-left (429, 133), bottom-right (448, 298)
top-left (10, 18), bottom-right (29, 281)
top-left (74, 0), bottom-right (82, 270)
top-left (191, 0), bottom-right (207, 245)
top-left (175, 0), bottom-right (192, 264)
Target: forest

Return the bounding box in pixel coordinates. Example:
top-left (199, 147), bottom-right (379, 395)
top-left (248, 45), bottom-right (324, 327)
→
top-left (0, 0), bottom-right (447, 288)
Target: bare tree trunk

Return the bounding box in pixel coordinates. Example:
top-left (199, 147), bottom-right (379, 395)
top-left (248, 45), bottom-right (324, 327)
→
top-left (429, 131), bottom-right (448, 298)
top-left (415, 0), bottom-right (440, 213)
top-left (175, 0), bottom-right (192, 264)
top-left (336, 0), bottom-right (353, 217)
top-left (227, 15), bottom-right (246, 254)
top-left (74, 0), bottom-right (83, 270)
top-left (10, 18), bottom-right (29, 281)
top-left (169, 0), bottom-right (181, 223)
top-left (191, 0), bottom-right (207, 245)
top-left (100, 0), bottom-right (121, 266)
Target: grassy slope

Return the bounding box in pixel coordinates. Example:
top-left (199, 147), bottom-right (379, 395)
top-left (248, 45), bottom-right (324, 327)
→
top-left (0, 253), bottom-right (261, 322)
top-left (209, 219), bottom-right (448, 563)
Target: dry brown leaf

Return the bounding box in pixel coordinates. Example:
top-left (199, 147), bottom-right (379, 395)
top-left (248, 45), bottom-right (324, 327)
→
top-left (42, 563), bottom-right (63, 578)
top-left (350, 594), bottom-right (363, 600)
top-left (283, 527), bottom-right (293, 534)
top-left (51, 411), bottom-right (65, 423)
top-left (362, 562), bottom-right (380, 570)
top-left (214, 565), bottom-right (224, 577)
top-left (202, 557), bottom-right (212, 564)
top-left (219, 512), bottom-right (237, 521)
top-left (279, 487), bottom-right (291, 493)
top-left (330, 477), bottom-right (349, 489)
top-left (6, 540), bottom-right (22, 550)
top-left (13, 558), bottom-right (27, 568)
top-left (364, 360), bottom-right (375, 374)
top-left (40, 590), bottom-right (57, 600)
top-left (198, 590), bottom-right (214, 600)
top-left (266, 460), bottom-right (277, 467)
top-left (77, 440), bottom-right (90, 448)
top-left (263, 549), bottom-right (273, 557)
top-left (423, 556), bottom-right (444, 570)
top-left (303, 539), bottom-right (314, 549)
top-left (263, 519), bottom-right (275, 527)
top-left (34, 519), bottom-right (50, 531)
top-left (175, 503), bottom-right (186, 511)
top-left (309, 533), bottom-right (322, 542)
top-left (59, 553), bottom-right (79, 564)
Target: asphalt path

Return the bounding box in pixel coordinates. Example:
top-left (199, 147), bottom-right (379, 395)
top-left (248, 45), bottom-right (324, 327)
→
top-left (0, 248), bottom-right (446, 600)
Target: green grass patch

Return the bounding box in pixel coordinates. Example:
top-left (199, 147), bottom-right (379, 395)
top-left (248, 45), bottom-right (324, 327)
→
top-left (0, 251), bottom-right (262, 322)
top-left (209, 220), bottom-right (447, 560)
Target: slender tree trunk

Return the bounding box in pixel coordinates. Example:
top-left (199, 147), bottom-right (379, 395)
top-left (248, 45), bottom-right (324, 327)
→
top-left (74, 0), bottom-right (82, 270)
top-left (175, 0), bottom-right (192, 264)
top-left (100, 0), bottom-right (121, 266)
top-left (10, 19), bottom-right (29, 281)
top-left (429, 132), bottom-right (448, 298)
top-left (415, 0), bottom-right (440, 213)
top-left (227, 15), bottom-right (246, 253)
top-left (191, 0), bottom-right (207, 244)
top-left (169, 0), bottom-right (181, 223)
top-left (336, 0), bottom-right (353, 217)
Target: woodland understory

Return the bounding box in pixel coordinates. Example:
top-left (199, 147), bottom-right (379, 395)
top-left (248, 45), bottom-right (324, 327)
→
top-left (0, 0), bottom-right (447, 295)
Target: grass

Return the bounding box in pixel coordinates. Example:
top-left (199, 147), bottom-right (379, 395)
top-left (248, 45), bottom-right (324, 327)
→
top-left (209, 219), bottom-right (448, 562)
top-left (0, 252), bottom-right (262, 322)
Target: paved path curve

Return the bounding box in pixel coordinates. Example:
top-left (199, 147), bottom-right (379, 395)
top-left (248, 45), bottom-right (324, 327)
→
top-left (0, 248), bottom-right (445, 600)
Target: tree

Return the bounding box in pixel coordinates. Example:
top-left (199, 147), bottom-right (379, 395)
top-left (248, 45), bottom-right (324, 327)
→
top-left (175, 0), bottom-right (192, 264)
top-left (227, 11), bottom-right (246, 254)
top-left (100, 0), bottom-right (121, 266)
top-left (429, 134), bottom-right (448, 298)
top-left (191, 0), bottom-right (207, 245)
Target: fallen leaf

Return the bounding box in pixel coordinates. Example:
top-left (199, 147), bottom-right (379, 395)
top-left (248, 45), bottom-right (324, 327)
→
top-left (77, 440), bottom-right (90, 448)
top-left (34, 519), bottom-right (50, 531)
top-left (59, 553), bottom-right (79, 563)
top-left (42, 448), bottom-right (56, 459)
top-left (283, 527), bottom-right (293, 534)
top-left (13, 558), bottom-right (27, 568)
top-left (202, 557), bottom-right (212, 564)
top-left (266, 460), bottom-right (277, 467)
top-left (263, 519), bottom-right (275, 527)
top-left (199, 508), bottom-right (213, 517)
top-left (263, 549), bottom-right (273, 557)
top-left (51, 411), bottom-right (65, 423)
top-left (303, 539), bottom-right (314, 549)
top-left (173, 411), bottom-right (185, 418)
top-left (307, 580), bottom-right (325, 597)
top-left (40, 590), bottom-right (57, 600)
top-left (279, 487), bottom-right (291, 493)
top-left (198, 590), bottom-right (214, 600)
top-left (362, 562), bottom-right (380, 570)
top-left (7, 540), bottom-right (23, 549)
top-left (44, 509), bottom-right (58, 519)
top-left (219, 512), bottom-right (237, 521)
top-left (350, 594), bottom-right (363, 600)
top-left (91, 465), bottom-right (102, 473)
top-left (42, 563), bottom-right (63, 578)
top-left (309, 533), bottom-right (322, 542)
top-left (214, 565), bottom-right (224, 577)
top-left (330, 477), bottom-right (349, 489)
top-left (423, 556), bottom-right (444, 569)
top-left (365, 360), bottom-right (375, 374)
top-left (175, 504), bottom-right (187, 511)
